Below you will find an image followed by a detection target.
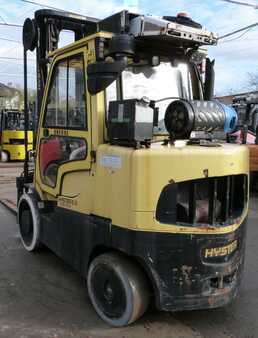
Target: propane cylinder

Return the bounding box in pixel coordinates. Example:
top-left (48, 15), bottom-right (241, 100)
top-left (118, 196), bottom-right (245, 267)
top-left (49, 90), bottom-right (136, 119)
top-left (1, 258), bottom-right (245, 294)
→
top-left (164, 99), bottom-right (237, 139)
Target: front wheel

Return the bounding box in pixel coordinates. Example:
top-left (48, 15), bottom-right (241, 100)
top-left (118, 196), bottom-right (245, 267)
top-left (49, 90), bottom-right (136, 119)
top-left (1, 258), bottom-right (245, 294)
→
top-left (18, 194), bottom-right (41, 252)
top-left (87, 252), bottom-right (150, 327)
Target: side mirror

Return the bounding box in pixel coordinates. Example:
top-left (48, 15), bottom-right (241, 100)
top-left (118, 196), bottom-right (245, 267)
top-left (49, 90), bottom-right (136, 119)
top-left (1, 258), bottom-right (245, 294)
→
top-left (87, 59), bottom-right (127, 95)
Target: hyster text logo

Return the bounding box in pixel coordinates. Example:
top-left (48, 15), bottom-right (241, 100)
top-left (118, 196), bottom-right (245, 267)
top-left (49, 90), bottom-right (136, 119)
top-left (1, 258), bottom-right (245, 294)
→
top-left (204, 240), bottom-right (238, 258)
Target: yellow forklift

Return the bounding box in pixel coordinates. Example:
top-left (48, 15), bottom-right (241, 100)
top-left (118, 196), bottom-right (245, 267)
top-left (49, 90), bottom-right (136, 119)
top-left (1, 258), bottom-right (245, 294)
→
top-left (17, 9), bottom-right (249, 326)
top-left (0, 109), bottom-right (33, 161)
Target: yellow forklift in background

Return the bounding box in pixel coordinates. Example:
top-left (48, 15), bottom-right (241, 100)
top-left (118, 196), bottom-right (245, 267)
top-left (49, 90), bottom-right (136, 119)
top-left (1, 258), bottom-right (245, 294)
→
top-left (0, 109), bottom-right (33, 161)
top-left (17, 9), bottom-right (249, 326)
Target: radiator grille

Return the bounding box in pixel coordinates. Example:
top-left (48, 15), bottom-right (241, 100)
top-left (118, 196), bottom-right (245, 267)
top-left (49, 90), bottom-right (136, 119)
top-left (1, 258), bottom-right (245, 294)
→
top-left (156, 174), bottom-right (248, 227)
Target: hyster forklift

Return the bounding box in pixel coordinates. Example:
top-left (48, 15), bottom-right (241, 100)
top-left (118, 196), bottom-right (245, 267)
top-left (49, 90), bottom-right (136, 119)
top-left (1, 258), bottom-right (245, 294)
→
top-left (0, 109), bottom-right (33, 161)
top-left (17, 9), bottom-right (249, 326)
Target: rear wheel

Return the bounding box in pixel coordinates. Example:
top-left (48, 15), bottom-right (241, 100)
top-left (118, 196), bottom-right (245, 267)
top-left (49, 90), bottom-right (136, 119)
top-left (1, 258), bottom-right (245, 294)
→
top-left (1, 151), bottom-right (9, 162)
top-left (18, 194), bottom-right (41, 252)
top-left (87, 252), bottom-right (150, 327)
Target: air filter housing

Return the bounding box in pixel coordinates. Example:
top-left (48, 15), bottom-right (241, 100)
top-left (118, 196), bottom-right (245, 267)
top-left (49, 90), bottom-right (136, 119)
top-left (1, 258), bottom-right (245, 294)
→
top-left (164, 100), bottom-right (237, 139)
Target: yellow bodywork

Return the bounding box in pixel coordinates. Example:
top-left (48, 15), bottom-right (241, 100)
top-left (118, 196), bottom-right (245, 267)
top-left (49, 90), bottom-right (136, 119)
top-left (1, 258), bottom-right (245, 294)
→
top-left (1, 130), bottom-right (33, 161)
top-left (34, 32), bottom-right (249, 236)
top-left (56, 143), bottom-right (249, 235)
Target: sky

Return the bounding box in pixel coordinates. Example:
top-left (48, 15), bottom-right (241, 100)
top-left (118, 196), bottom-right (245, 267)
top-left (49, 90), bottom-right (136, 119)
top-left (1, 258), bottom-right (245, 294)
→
top-left (0, 0), bottom-right (257, 95)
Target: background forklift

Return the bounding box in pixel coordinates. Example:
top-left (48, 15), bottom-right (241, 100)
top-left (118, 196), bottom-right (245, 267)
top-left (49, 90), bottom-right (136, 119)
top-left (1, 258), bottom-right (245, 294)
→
top-left (230, 93), bottom-right (258, 190)
top-left (0, 109), bottom-right (33, 161)
top-left (17, 9), bottom-right (249, 326)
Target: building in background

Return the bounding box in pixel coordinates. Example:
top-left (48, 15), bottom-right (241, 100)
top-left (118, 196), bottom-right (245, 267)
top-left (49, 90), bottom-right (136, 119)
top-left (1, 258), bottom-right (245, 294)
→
top-left (217, 90), bottom-right (258, 105)
top-left (0, 83), bottom-right (21, 110)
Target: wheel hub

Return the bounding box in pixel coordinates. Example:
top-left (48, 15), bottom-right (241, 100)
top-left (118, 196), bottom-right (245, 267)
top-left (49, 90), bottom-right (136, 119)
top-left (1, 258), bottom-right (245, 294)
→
top-left (104, 281), bottom-right (114, 303)
top-left (92, 267), bottom-right (127, 318)
top-left (20, 209), bottom-right (33, 246)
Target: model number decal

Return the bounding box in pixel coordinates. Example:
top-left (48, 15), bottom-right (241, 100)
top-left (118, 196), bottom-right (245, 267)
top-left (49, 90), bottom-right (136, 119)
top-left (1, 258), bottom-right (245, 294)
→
top-left (100, 155), bottom-right (122, 169)
top-left (58, 196), bottom-right (78, 209)
top-left (204, 240), bottom-right (238, 258)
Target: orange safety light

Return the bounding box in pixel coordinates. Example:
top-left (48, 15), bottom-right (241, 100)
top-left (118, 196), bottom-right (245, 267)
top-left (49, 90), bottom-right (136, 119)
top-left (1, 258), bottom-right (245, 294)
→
top-left (177, 12), bottom-right (189, 18)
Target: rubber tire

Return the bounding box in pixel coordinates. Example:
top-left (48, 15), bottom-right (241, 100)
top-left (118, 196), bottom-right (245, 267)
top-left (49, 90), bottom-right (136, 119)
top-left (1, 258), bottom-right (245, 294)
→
top-left (18, 193), bottom-right (41, 252)
top-left (87, 252), bottom-right (150, 327)
top-left (1, 151), bottom-right (9, 162)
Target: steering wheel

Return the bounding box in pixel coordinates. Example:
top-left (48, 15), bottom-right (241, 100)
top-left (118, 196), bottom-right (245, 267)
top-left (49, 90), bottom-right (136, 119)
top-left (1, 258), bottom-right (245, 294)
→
top-left (69, 145), bottom-right (87, 161)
